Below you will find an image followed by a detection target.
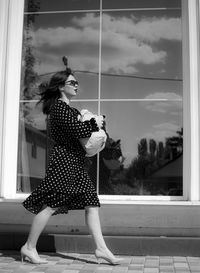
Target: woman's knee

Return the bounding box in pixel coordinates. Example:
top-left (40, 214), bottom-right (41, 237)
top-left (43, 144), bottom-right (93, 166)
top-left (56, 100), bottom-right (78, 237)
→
top-left (44, 206), bottom-right (57, 215)
top-left (85, 206), bottom-right (99, 214)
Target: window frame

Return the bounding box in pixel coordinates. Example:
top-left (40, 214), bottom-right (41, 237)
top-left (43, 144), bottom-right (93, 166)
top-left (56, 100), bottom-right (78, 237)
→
top-left (0, 0), bottom-right (25, 199)
top-left (188, 0), bottom-right (200, 201)
top-left (0, 0), bottom-right (9, 197)
top-left (0, 0), bottom-right (199, 203)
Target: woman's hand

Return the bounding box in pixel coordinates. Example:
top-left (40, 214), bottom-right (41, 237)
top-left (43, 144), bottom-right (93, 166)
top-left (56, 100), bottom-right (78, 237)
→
top-left (94, 116), bottom-right (104, 129)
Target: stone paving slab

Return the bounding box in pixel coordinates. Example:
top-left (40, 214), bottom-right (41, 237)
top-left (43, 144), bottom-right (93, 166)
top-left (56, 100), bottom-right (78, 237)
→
top-left (0, 251), bottom-right (200, 273)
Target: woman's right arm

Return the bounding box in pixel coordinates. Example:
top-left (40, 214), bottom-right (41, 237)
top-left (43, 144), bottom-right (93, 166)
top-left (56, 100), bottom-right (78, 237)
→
top-left (54, 103), bottom-right (99, 139)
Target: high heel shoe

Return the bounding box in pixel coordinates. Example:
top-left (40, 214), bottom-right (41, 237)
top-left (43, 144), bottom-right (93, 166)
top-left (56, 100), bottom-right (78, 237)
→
top-left (95, 249), bottom-right (123, 265)
top-left (20, 243), bottom-right (48, 264)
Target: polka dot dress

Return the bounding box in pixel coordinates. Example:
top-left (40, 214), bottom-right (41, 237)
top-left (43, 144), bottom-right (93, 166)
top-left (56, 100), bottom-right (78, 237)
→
top-left (23, 100), bottom-right (100, 215)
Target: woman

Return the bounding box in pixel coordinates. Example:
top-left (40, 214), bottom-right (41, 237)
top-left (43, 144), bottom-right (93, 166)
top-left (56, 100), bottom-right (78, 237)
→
top-left (21, 68), bottom-right (121, 265)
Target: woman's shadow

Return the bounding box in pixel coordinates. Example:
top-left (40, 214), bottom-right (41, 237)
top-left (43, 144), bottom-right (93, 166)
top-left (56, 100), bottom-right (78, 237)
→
top-left (0, 250), bottom-right (110, 265)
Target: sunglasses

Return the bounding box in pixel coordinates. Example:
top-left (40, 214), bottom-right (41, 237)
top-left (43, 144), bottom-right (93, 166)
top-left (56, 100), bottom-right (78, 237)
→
top-left (65, 80), bottom-right (79, 87)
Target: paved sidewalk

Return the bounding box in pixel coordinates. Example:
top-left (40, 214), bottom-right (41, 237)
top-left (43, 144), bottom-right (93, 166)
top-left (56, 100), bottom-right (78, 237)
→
top-left (0, 250), bottom-right (200, 273)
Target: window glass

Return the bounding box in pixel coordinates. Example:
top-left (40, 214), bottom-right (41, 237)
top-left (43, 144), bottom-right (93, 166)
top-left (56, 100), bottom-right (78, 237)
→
top-left (101, 10), bottom-right (182, 99)
top-left (21, 12), bottom-right (100, 100)
top-left (17, 102), bottom-right (47, 193)
top-left (24, 0), bottom-right (100, 12)
top-left (18, 0), bottom-right (184, 197)
top-left (102, 0), bottom-right (181, 9)
top-left (99, 101), bottom-right (183, 195)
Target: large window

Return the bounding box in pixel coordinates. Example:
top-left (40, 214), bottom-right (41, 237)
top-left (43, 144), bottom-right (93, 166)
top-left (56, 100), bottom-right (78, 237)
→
top-left (17, 0), bottom-right (184, 198)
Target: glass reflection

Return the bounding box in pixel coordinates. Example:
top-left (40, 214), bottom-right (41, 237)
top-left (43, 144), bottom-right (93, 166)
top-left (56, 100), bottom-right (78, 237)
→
top-left (101, 9), bottom-right (182, 99)
top-left (102, 0), bottom-right (181, 9)
top-left (99, 101), bottom-right (183, 195)
top-left (17, 102), bottom-right (47, 192)
top-left (20, 0), bottom-right (184, 196)
top-left (22, 12), bottom-right (100, 100)
top-left (17, 100), bottom-right (100, 193)
top-left (24, 0), bottom-right (100, 12)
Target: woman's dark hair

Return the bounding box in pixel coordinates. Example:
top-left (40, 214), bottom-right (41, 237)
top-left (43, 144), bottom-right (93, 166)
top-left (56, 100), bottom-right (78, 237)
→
top-left (38, 68), bottom-right (72, 114)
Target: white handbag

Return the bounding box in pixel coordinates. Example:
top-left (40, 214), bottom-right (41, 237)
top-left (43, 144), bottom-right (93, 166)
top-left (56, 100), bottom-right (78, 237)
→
top-left (79, 109), bottom-right (107, 157)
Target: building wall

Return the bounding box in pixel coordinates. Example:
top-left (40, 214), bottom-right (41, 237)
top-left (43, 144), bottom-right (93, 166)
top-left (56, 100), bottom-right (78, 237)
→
top-left (0, 0), bottom-right (200, 239)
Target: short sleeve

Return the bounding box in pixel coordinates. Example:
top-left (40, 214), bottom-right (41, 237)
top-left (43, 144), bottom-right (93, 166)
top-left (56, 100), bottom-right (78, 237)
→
top-left (53, 101), bottom-right (99, 139)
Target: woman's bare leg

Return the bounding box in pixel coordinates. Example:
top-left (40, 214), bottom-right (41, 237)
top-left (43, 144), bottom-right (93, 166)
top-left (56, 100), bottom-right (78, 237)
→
top-left (85, 206), bottom-right (119, 262)
top-left (85, 206), bottom-right (107, 250)
top-left (21, 206), bottom-right (56, 263)
top-left (26, 206), bottom-right (56, 250)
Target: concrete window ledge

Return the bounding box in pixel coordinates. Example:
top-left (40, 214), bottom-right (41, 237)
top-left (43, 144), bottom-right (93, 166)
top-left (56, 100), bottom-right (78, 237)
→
top-left (0, 201), bottom-right (200, 236)
top-left (1, 200), bottom-right (200, 254)
top-left (1, 233), bottom-right (200, 256)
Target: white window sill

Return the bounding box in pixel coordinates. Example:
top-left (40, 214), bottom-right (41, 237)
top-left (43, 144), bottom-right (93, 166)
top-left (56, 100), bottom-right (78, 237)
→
top-left (1, 197), bottom-right (200, 207)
